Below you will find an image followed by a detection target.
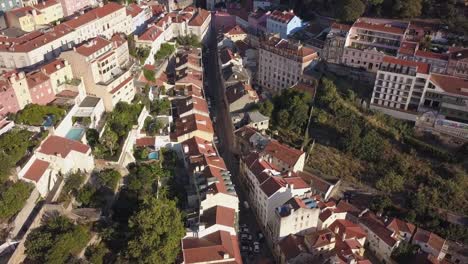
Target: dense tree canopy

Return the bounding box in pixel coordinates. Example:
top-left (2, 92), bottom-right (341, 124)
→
top-left (338, 0), bottom-right (366, 22)
top-left (25, 215), bottom-right (90, 263)
top-left (0, 181), bottom-right (33, 220)
top-left (126, 197), bottom-right (185, 263)
top-left (14, 104), bottom-right (66, 126)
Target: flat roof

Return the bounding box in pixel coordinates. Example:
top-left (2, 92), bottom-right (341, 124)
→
top-left (79, 96), bottom-right (101, 107)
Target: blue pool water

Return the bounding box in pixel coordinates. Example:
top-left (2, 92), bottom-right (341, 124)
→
top-left (66, 128), bottom-right (84, 141)
top-left (148, 152), bottom-right (159, 160)
top-left (42, 115), bottom-right (54, 127)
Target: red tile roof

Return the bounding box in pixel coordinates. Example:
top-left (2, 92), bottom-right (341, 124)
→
top-left (64, 3), bottom-right (124, 29)
top-left (413, 228), bottom-right (446, 254)
top-left (75, 37), bottom-right (111, 57)
top-left (41, 59), bottom-right (67, 75)
top-left (23, 159), bottom-right (50, 182)
top-left (38, 135), bottom-right (90, 157)
top-left (26, 71), bottom-right (50, 87)
top-left (173, 95), bottom-right (209, 117)
top-left (329, 219), bottom-right (367, 241)
top-left (110, 76), bottom-right (133, 95)
top-left (8, 6), bottom-right (37, 17)
top-left (200, 205), bottom-right (235, 228)
top-left (331, 22), bottom-right (351, 32)
top-left (283, 177), bottom-right (310, 189)
top-left (33, 0), bottom-right (60, 10)
top-left (226, 25), bottom-right (246, 36)
top-left (262, 140), bottom-right (304, 168)
top-left (126, 3), bottom-right (143, 18)
top-left (182, 231), bottom-right (241, 264)
top-left (305, 229), bottom-right (335, 248)
top-left (279, 234), bottom-right (309, 261)
top-left (415, 50), bottom-right (449, 61)
top-left (429, 74), bottom-right (468, 97)
top-left (297, 171), bottom-right (333, 194)
top-left (269, 10), bottom-right (295, 24)
top-left (359, 212), bottom-right (398, 247)
top-left (188, 8), bottom-right (210, 27)
top-left (175, 113), bottom-right (214, 138)
top-left (137, 26), bottom-right (163, 41)
top-left (353, 20), bottom-right (406, 35)
top-left (260, 176), bottom-right (285, 197)
top-left (386, 218), bottom-right (416, 235)
top-left (399, 41), bottom-right (418, 56)
top-left (136, 137), bottom-right (155, 147)
top-left (181, 136), bottom-right (215, 157)
top-left (382, 56), bottom-right (430, 74)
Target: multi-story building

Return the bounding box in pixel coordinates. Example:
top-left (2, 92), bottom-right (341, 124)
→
top-left (386, 218), bottom-right (416, 242)
top-left (5, 6), bottom-right (43, 32)
top-left (447, 48), bottom-right (468, 79)
top-left (61, 35), bottom-right (135, 111)
top-left (58, 0), bottom-right (92, 16)
top-left (342, 18), bottom-right (408, 72)
top-left (225, 82), bottom-right (258, 113)
top-left (413, 50), bottom-right (448, 74)
top-left (0, 3), bottom-right (131, 69)
top-left (26, 70), bottom-right (55, 105)
top-left (269, 195), bottom-right (321, 241)
top-left (412, 228), bottom-right (448, 261)
top-left (32, 0), bottom-right (64, 24)
top-left (173, 113), bottom-right (214, 142)
top-left (126, 3), bottom-right (151, 34)
top-left (258, 35), bottom-right (317, 93)
top-left (322, 22), bottom-right (350, 64)
top-left (266, 10), bottom-right (303, 39)
top-left (39, 58), bottom-right (74, 94)
top-left (0, 0), bottom-right (22, 12)
top-left (134, 25), bottom-right (164, 65)
top-left (370, 56), bottom-right (430, 120)
top-left (187, 8), bottom-right (211, 42)
top-left (63, 2), bottom-right (132, 43)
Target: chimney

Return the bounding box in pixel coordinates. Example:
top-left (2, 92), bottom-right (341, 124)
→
top-left (223, 253), bottom-right (230, 259)
top-left (287, 171), bottom-right (291, 177)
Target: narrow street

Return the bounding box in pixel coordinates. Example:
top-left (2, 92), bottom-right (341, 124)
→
top-left (203, 21), bottom-right (274, 263)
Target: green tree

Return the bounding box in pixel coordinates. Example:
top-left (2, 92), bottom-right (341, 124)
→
top-left (98, 169), bottom-right (121, 191)
top-left (354, 129), bottom-right (385, 162)
top-left (77, 185), bottom-right (97, 206)
top-left (86, 129), bottom-right (100, 148)
top-left (47, 225), bottom-right (90, 264)
top-left (376, 171), bottom-right (405, 193)
top-left (0, 181), bottom-right (33, 220)
top-left (14, 104), bottom-right (66, 126)
top-left (143, 68), bottom-right (155, 82)
top-left (258, 100), bottom-right (274, 117)
top-left (400, 0), bottom-right (422, 18)
top-left (338, 0), bottom-right (365, 23)
top-left (392, 241), bottom-right (419, 263)
top-left (86, 243), bottom-right (109, 264)
top-left (126, 197), bottom-right (185, 263)
top-left (102, 129), bottom-right (118, 156)
top-left (62, 172), bottom-right (85, 199)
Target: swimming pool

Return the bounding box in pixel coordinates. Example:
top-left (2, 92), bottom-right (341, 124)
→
top-left (148, 151), bottom-right (159, 160)
top-left (66, 128), bottom-right (85, 141)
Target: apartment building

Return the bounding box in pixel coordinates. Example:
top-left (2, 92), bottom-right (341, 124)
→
top-left (266, 10), bottom-right (303, 39)
top-left (447, 48), bottom-right (468, 79)
top-left (412, 228), bottom-right (448, 260)
top-left (0, 3), bottom-right (130, 69)
top-left (175, 48), bottom-right (202, 80)
top-left (126, 3), bottom-right (151, 34)
top-left (358, 211), bottom-right (400, 263)
top-left (63, 2), bottom-right (132, 43)
top-left (261, 139), bottom-right (306, 172)
top-left (258, 35), bottom-right (317, 93)
top-left (172, 95), bottom-right (209, 118)
top-left (226, 82), bottom-right (258, 113)
top-left (370, 56), bottom-right (430, 120)
top-left (416, 74), bottom-right (468, 140)
top-left (39, 58), bottom-right (73, 94)
top-left (187, 8), bottom-right (211, 42)
top-left (342, 18), bottom-right (408, 72)
top-left (32, 0), bottom-right (64, 24)
top-left (269, 195), bottom-right (321, 241)
top-left (173, 113), bottom-right (214, 142)
top-left (5, 6), bottom-right (43, 32)
top-left (386, 218), bottom-right (416, 243)
top-left (224, 25), bottom-right (247, 42)
top-left (58, 0), bottom-right (92, 16)
top-left (0, 0), bottom-right (22, 11)
top-left (134, 26), bottom-right (164, 65)
top-left (26, 70), bottom-right (55, 104)
top-left (61, 35), bottom-right (135, 111)
top-left (322, 22), bottom-right (350, 64)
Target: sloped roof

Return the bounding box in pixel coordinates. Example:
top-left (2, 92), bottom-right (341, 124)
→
top-left (200, 205), bottom-right (235, 228)
top-left (182, 231), bottom-right (241, 264)
top-left (262, 140), bottom-right (304, 167)
top-left (38, 136), bottom-right (90, 157)
top-left (23, 159), bottom-right (50, 182)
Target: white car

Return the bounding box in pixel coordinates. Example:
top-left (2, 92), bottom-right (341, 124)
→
top-left (253, 242), bottom-right (260, 253)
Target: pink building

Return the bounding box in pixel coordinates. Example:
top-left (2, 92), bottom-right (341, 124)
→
top-left (0, 79), bottom-right (21, 117)
top-left (27, 71), bottom-right (55, 105)
top-left (59, 0), bottom-right (91, 16)
top-left (248, 9), bottom-right (268, 35)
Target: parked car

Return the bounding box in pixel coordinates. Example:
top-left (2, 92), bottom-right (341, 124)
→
top-left (240, 233), bottom-right (249, 240)
top-left (253, 242), bottom-right (260, 253)
top-left (241, 245), bottom-right (249, 252)
top-left (248, 234), bottom-right (253, 241)
top-left (257, 232), bottom-right (264, 241)
top-left (243, 201), bottom-right (250, 209)
top-left (241, 227), bottom-right (249, 233)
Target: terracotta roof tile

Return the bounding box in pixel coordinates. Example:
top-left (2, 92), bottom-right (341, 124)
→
top-left (262, 140), bottom-right (304, 168)
top-left (386, 218), bottom-right (416, 235)
top-left (136, 137), bottom-right (155, 147)
top-left (188, 9), bottom-right (210, 27)
top-left (359, 212), bottom-right (398, 247)
top-left (126, 3), bottom-right (143, 18)
top-left (75, 37), bottom-right (111, 57)
top-left (415, 50), bottom-right (449, 61)
top-left (175, 113), bottom-right (214, 138)
top-left (38, 135), bottom-right (90, 157)
top-left (41, 59), bottom-right (67, 75)
top-left (429, 74), bottom-right (468, 97)
top-left (269, 10), bottom-right (295, 24)
top-left (200, 205), bottom-right (235, 228)
top-left (278, 234), bottom-right (308, 261)
top-left (354, 19), bottom-right (407, 35)
top-left (182, 231), bottom-right (241, 264)
top-left (23, 159), bottom-right (50, 182)
top-left (329, 219), bottom-right (367, 240)
top-left (137, 26), bottom-right (163, 41)
top-left (382, 56), bottom-right (430, 74)
top-left (413, 228), bottom-right (446, 254)
top-left (181, 136), bottom-right (215, 157)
